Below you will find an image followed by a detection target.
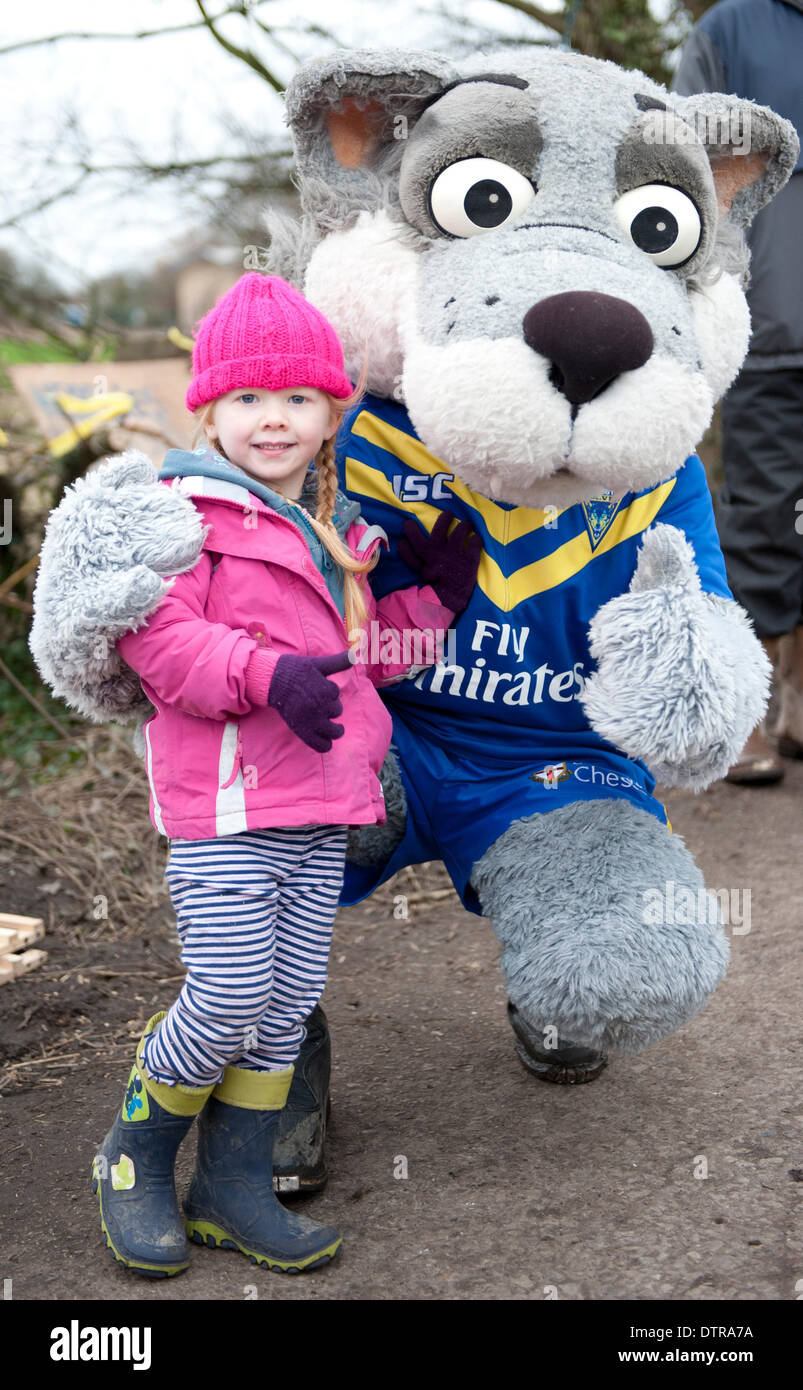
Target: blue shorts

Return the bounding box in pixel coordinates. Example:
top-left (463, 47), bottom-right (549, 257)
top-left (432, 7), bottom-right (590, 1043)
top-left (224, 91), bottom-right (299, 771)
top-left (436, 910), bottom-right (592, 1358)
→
top-left (340, 707), bottom-right (670, 917)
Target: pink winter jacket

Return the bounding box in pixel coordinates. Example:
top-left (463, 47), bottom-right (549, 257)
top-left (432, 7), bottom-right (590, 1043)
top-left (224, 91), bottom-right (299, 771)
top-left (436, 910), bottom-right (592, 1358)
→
top-left (116, 474), bottom-right (455, 840)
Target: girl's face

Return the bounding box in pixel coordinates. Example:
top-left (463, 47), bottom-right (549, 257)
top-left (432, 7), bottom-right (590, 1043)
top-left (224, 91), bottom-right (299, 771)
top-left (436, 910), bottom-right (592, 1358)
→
top-left (205, 386), bottom-right (338, 498)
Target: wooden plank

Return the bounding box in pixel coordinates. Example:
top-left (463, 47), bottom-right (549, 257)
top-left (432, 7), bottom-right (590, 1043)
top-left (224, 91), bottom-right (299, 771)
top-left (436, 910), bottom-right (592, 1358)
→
top-left (7, 359), bottom-right (194, 468)
top-left (0, 913), bottom-right (45, 931)
top-left (0, 949), bottom-right (48, 984)
top-left (0, 919), bottom-right (45, 954)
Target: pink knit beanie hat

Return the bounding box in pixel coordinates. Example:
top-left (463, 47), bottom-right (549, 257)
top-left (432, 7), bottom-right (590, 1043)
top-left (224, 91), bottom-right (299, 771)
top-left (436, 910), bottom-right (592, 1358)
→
top-left (185, 272), bottom-right (353, 412)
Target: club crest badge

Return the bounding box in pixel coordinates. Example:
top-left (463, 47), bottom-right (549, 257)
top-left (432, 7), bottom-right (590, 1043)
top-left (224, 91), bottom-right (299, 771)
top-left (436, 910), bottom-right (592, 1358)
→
top-left (582, 492), bottom-right (623, 549)
top-left (531, 761), bottom-right (572, 788)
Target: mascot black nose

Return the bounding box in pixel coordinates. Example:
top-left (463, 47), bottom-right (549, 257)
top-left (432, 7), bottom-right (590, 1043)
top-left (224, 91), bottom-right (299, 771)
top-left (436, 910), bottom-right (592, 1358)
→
top-left (523, 291), bottom-right (654, 405)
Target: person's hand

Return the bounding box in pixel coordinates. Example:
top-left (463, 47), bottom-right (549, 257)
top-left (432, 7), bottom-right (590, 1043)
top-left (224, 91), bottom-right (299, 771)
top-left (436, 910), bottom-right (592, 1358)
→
top-left (268, 650), bottom-right (353, 752)
top-left (398, 510), bottom-right (482, 612)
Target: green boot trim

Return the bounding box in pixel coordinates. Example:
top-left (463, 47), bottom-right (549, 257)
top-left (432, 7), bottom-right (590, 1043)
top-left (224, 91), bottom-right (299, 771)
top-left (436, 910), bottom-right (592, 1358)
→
top-left (184, 1217), bottom-right (341, 1273)
top-left (134, 1012), bottom-right (214, 1118)
top-left (213, 1063), bottom-right (294, 1111)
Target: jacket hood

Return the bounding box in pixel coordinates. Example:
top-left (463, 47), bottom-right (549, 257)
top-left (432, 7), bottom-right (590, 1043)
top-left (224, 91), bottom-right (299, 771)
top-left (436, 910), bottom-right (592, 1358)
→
top-left (158, 445), bottom-right (361, 538)
top-left (158, 444), bottom-right (367, 620)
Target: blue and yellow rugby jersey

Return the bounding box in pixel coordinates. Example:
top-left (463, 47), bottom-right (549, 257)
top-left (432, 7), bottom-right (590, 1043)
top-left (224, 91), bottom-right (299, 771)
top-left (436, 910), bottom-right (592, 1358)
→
top-left (336, 391), bottom-right (732, 765)
top-left (336, 393), bottom-right (732, 914)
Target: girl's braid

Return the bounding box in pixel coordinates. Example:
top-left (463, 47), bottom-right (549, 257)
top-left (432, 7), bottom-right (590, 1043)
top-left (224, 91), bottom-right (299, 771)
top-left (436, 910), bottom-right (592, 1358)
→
top-left (314, 438), bottom-right (339, 531)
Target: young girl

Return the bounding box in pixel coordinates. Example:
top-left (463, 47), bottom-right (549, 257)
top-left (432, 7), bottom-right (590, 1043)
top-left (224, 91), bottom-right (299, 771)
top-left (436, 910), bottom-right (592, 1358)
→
top-left (90, 272), bottom-right (481, 1278)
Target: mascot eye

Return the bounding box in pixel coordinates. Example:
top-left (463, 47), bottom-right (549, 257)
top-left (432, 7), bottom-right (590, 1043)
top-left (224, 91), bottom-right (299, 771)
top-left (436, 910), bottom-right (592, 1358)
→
top-left (429, 157), bottom-right (536, 238)
top-left (613, 184), bottom-right (702, 267)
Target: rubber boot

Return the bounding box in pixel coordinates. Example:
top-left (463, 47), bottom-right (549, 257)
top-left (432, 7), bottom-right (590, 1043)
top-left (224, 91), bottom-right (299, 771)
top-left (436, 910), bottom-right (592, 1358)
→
top-left (507, 1001), bottom-right (608, 1084)
top-left (183, 1062), bottom-right (342, 1273)
top-left (273, 1003), bottom-right (331, 1194)
top-left (726, 636), bottom-right (784, 783)
top-left (91, 1011), bottom-right (214, 1278)
top-left (775, 625), bottom-right (803, 758)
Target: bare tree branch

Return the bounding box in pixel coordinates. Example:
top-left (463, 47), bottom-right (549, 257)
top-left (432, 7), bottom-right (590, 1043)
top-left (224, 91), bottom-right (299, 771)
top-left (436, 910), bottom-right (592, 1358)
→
top-left (193, 0), bottom-right (284, 92)
top-left (96, 150), bottom-right (287, 179)
top-left (248, 13), bottom-right (341, 55)
top-left (432, 1), bottom-right (557, 50)
top-left (0, 173), bottom-right (92, 231)
top-left (0, 147), bottom-right (288, 232)
top-left (491, 0), bottom-right (567, 37)
top-left (0, 5), bottom-right (259, 57)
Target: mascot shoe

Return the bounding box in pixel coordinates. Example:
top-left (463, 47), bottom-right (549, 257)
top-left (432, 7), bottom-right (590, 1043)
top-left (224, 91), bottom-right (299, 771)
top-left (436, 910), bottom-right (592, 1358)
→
top-left (507, 1001), bottom-right (608, 1084)
top-left (91, 1012), bottom-right (214, 1278)
top-left (273, 1003), bottom-right (331, 1194)
top-left (183, 1061), bottom-right (342, 1274)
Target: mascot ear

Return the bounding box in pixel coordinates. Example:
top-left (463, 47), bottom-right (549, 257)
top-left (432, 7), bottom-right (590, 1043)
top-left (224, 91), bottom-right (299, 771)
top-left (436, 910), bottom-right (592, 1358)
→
top-left (283, 48), bottom-right (457, 207)
top-left (671, 93), bottom-right (798, 227)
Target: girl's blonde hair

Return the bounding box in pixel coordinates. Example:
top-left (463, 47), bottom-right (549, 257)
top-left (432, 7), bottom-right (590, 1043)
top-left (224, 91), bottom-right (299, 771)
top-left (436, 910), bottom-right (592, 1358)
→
top-left (191, 357), bottom-right (376, 637)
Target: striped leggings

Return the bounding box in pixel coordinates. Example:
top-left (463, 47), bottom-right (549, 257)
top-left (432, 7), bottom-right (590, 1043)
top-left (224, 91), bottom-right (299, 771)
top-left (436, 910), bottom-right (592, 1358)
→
top-left (142, 824), bottom-right (348, 1086)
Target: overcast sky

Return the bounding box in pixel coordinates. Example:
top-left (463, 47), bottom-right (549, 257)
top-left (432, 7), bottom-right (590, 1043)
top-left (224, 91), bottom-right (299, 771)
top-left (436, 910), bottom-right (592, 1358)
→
top-left (1, 0), bottom-right (557, 293)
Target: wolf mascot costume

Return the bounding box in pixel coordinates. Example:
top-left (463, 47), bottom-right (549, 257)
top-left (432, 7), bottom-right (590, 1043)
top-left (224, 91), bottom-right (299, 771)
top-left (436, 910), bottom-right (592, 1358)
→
top-left (30, 47), bottom-right (797, 1191)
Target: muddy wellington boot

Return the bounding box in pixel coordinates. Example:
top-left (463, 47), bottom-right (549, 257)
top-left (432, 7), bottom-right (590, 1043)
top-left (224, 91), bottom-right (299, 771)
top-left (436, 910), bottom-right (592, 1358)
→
top-left (91, 1012), bottom-right (214, 1278)
top-left (183, 1061), bottom-right (342, 1273)
top-left (507, 1001), bottom-right (608, 1084)
top-left (726, 636), bottom-right (784, 783)
top-left (273, 1003), bottom-right (331, 1194)
top-left (775, 625), bottom-right (803, 759)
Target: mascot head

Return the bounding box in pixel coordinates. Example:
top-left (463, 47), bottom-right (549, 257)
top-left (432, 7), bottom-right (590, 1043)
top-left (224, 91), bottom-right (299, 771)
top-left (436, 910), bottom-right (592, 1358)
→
top-left (267, 46), bottom-right (798, 509)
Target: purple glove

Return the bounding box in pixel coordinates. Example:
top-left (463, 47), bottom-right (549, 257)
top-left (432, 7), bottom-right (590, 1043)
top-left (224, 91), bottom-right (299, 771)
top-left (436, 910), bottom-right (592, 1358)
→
top-left (398, 511), bottom-right (482, 612)
top-left (268, 649), bottom-right (353, 752)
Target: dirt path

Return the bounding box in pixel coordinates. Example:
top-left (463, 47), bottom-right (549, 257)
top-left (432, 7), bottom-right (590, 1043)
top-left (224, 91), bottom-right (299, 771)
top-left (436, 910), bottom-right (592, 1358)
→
top-left (1, 764), bottom-right (801, 1302)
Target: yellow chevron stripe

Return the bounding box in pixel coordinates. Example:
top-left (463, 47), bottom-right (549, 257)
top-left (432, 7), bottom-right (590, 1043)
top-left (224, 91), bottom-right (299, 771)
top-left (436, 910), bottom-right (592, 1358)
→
top-left (505, 477), bottom-right (677, 609)
top-left (345, 455), bottom-right (502, 597)
top-left (345, 452), bottom-right (677, 613)
top-left (351, 410), bottom-right (565, 542)
top-left (591, 477), bottom-right (677, 561)
top-left (346, 454), bottom-right (434, 526)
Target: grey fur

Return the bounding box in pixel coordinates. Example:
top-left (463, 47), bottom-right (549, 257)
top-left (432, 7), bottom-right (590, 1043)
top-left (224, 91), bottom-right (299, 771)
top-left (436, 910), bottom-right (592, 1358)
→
top-left (347, 746), bottom-right (408, 864)
top-left (671, 92), bottom-right (799, 227)
top-left (263, 175), bottom-right (429, 285)
top-left (279, 46), bottom-right (798, 279)
top-left (398, 79), bottom-right (543, 237)
top-left (267, 48), bottom-right (459, 274)
top-left (277, 46), bottom-right (798, 508)
top-left (580, 523), bottom-right (771, 790)
top-left (262, 204), bottom-right (320, 288)
top-left (614, 111), bottom-right (719, 281)
top-left (471, 799), bottom-right (730, 1051)
top-left (29, 451), bottom-right (207, 724)
top-left (689, 217), bottom-right (750, 288)
top-left (284, 47), bottom-right (457, 217)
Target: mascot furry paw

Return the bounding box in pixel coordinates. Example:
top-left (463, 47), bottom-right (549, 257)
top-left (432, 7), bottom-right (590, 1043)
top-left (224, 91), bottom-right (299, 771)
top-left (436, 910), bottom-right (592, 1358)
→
top-left (29, 44), bottom-right (798, 1184)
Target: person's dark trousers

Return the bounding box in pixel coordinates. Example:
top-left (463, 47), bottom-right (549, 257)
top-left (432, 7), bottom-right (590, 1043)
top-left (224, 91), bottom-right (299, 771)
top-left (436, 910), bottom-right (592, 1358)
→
top-left (716, 367), bottom-right (803, 639)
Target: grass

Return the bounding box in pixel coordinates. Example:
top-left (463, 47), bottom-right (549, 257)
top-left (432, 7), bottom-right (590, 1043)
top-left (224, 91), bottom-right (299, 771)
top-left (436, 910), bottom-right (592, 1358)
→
top-left (0, 334), bottom-right (118, 390)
